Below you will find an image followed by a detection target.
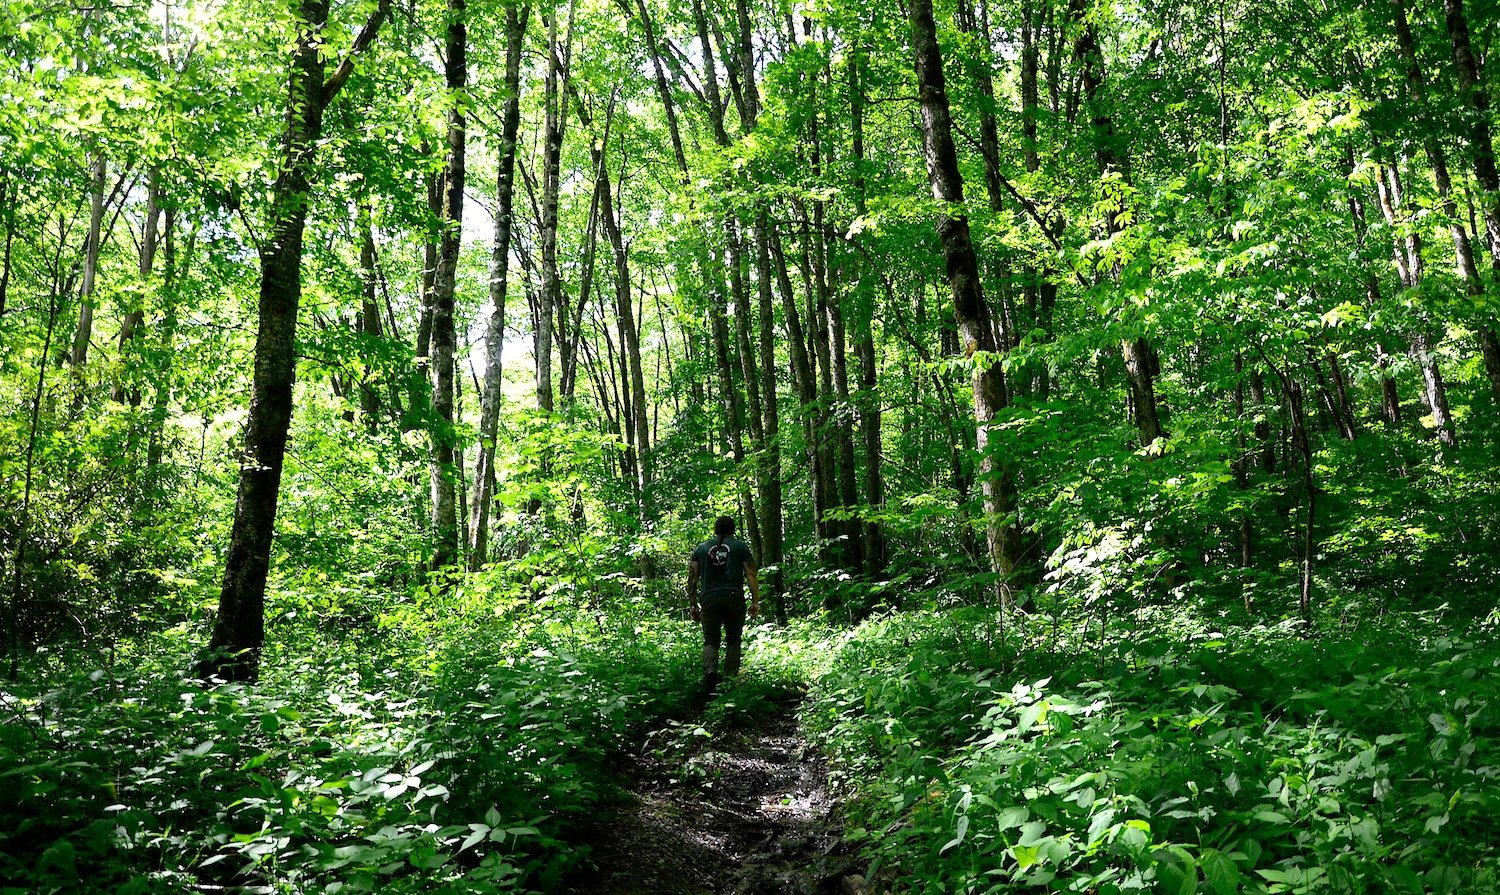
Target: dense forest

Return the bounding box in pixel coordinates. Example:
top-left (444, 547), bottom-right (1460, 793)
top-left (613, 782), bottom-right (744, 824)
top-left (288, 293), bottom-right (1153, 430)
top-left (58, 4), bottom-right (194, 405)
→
top-left (4, 0), bottom-right (1500, 889)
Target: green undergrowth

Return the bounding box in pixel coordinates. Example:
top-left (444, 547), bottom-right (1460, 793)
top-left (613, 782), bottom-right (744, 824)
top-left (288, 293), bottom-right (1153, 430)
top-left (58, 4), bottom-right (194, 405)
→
top-left (18, 572), bottom-right (1495, 895)
top-left (802, 607), bottom-right (1500, 895)
top-left (0, 592), bottom-right (724, 895)
top-left (633, 618), bottom-right (828, 778)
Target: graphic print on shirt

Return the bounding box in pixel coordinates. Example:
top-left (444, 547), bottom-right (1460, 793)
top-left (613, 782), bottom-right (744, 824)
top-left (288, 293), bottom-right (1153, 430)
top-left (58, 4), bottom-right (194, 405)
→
top-left (709, 540), bottom-right (730, 569)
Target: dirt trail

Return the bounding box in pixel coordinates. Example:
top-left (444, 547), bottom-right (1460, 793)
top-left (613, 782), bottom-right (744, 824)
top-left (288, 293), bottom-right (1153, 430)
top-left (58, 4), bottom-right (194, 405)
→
top-left (565, 695), bottom-right (863, 895)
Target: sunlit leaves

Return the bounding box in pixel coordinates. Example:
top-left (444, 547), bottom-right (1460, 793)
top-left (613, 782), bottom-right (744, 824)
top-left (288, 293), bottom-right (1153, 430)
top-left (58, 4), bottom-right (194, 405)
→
top-left (807, 608), bottom-right (1500, 894)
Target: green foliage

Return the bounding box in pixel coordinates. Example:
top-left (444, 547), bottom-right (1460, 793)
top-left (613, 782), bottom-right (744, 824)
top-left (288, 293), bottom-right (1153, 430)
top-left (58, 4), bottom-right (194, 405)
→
top-left (0, 581), bottom-right (709, 895)
top-left (804, 607), bottom-right (1500, 894)
top-left (9, 0), bottom-right (1500, 889)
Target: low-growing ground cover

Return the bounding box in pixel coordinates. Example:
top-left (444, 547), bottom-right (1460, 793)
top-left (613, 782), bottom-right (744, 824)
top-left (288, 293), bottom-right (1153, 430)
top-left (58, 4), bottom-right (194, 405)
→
top-left (802, 608), bottom-right (1500, 894)
top-left (0, 577), bottom-right (835, 895)
top-left (0, 594), bottom-right (713, 895)
top-left (9, 582), bottom-right (1498, 895)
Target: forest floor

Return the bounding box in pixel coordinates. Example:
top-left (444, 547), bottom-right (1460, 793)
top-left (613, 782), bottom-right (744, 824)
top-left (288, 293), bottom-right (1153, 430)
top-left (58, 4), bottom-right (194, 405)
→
top-left (564, 691), bottom-right (865, 895)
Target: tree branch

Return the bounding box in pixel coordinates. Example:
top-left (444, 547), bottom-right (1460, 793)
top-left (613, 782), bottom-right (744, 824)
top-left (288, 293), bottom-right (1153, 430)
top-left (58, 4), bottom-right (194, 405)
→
top-left (322, 0), bottom-right (393, 105)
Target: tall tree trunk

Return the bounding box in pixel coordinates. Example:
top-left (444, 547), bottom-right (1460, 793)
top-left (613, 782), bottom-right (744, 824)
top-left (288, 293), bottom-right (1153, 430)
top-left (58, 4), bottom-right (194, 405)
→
top-left (1376, 157), bottom-right (1457, 445)
top-left (1249, 368), bottom-right (1276, 471)
top-left (416, 169), bottom-right (440, 363)
top-left (611, 198), bottom-right (652, 504)
top-left (710, 269), bottom-right (757, 539)
top-left (621, 257), bottom-right (651, 503)
top-left (1286, 378), bottom-right (1315, 625)
top-left (690, 0), bottom-right (760, 552)
top-left (1374, 342), bottom-right (1403, 426)
top-left (689, 0), bottom-right (732, 147)
top-left (729, 223), bottom-right (765, 560)
top-left (731, 0), bottom-right (785, 614)
top-left (1020, 0), bottom-right (1042, 176)
top-left (555, 136), bottom-right (597, 405)
top-left (1232, 353), bottom-right (1253, 578)
top-left (1412, 328), bottom-right (1456, 443)
top-left (627, 0), bottom-right (715, 445)
top-left (1392, 0), bottom-right (1492, 417)
top-left (829, 275), bottom-right (860, 551)
top-left (1442, 0), bottom-right (1500, 402)
top-left (114, 172), bottom-right (162, 405)
top-left (732, 0), bottom-right (760, 126)
top-left (782, 18), bottom-right (843, 568)
top-left (631, 0), bottom-right (690, 177)
top-left (808, 54), bottom-right (862, 570)
top-left (848, 46), bottom-right (886, 580)
top-left (811, 44), bottom-right (861, 570)
top-left (753, 212), bottom-right (787, 620)
top-left (769, 224), bottom-right (829, 559)
top-left (1309, 348), bottom-right (1356, 441)
top-left (911, 0), bottom-right (1019, 607)
top-left (203, 0), bottom-right (388, 682)
top-left (536, 7), bottom-right (572, 414)
top-left (957, 0), bottom-right (1005, 215)
top-left (728, 219), bottom-right (765, 450)
top-left (470, 5), bottom-right (530, 569)
top-left (428, 0), bottom-right (467, 570)
top-left (581, 89), bottom-right (652, 505)
top-left (800, 202), bottom-right (844, 565)
top-left (357, 204), bottom-right (383, 432)
top-left (0, 169), bottom-right (14, 318)
top-left (69, 153), bottom-right (107, 370)
top-left (455, 356), bottom-right (470, 550)
top-left (956, 0), bottom-right (1023, 358)
top-left (1343, 146), bottom-right (1403, 425)
top-left (1020, 0), bottom-right (1058, 398)
top-left (1070, 0), bottom-right (1164, 447)
top-left (1324, 347), bottom-right (1359, 440)
top-left (145, 211), bottom-right (180, 469)
top-left (707, 300), bottom-right (758, 546)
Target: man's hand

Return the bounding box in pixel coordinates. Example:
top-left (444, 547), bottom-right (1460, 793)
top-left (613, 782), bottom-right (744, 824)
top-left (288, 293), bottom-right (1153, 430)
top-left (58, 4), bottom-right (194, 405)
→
top-left (690, 604), bottom-right (702, 622)
top-left (746, 564), bottom-right (762, 620)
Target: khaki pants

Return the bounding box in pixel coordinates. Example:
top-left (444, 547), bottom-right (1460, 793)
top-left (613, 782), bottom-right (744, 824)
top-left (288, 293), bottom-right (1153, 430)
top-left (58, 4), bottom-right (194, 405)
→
top-left (701, 596), bottom-right (746, 677)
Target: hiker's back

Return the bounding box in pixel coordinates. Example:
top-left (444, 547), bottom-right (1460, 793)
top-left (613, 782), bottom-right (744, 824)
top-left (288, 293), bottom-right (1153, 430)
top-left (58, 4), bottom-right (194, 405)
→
top-left (693, 537), bottom-right (753, 602)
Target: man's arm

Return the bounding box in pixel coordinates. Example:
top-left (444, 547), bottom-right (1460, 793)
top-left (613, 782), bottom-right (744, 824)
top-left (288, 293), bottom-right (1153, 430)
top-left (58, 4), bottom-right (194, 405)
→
top-left (687, 558), bottom-right (701, 620)
top-left (745, 561), bottom-right (761, 619)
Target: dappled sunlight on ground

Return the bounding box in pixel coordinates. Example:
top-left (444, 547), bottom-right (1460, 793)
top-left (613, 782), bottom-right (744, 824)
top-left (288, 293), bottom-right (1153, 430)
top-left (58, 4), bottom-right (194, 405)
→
top-left (564, 699), bottom-right (860, 895)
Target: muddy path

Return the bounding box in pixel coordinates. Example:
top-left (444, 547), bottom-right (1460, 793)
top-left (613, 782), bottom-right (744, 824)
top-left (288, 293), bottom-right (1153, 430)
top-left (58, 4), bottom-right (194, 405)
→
top-left (564, 694), bottom-right (865, 895)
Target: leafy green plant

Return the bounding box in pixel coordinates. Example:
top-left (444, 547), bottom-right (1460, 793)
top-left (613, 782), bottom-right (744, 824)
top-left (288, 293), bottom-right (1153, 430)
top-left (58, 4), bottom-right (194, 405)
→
top-left (804, 606), bottom-right (1500, 894)
top-left (0, 575), bottom-right (722, 895)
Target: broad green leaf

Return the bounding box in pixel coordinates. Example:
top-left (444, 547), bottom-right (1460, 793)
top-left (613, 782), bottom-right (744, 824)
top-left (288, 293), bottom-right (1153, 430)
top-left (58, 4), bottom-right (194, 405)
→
top-left (1202, 850), bottom-right (1241, 895)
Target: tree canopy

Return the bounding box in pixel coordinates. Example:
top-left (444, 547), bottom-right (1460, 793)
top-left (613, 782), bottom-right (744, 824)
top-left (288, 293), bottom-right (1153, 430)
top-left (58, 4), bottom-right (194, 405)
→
top-left (3, 0), bottom-right (1500, 889)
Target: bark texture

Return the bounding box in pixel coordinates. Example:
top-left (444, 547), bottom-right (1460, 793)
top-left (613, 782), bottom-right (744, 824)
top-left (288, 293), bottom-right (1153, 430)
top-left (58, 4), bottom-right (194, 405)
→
top-left (1070, 0), bottom-right (1164, 448)
top-left (428, 0), bottom-right (467, 570)
top-left (1375, 156), bottom-right (1456, 446)
top-left (910, 0), bottom-right (1019, 605)
top-left (70, 154), bottom-right (107, 370)
top-left (114, 172), bottom-right (161, 406)
top-left (470, 5), bottom-right (529, 569)
top-left (1442, 0), bottom-right (1500, 402)
top-left (204, 0), bottom-right (387, 682)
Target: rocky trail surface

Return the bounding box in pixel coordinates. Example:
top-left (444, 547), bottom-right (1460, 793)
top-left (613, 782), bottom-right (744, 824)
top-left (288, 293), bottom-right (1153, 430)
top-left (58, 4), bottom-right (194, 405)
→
top-left (565, 694), bottom-right (866, 895)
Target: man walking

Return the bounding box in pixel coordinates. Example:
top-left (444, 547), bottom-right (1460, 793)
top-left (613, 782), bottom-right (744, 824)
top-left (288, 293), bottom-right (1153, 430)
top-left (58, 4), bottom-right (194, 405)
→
top-left (687, 515), bottom-right (761, 696)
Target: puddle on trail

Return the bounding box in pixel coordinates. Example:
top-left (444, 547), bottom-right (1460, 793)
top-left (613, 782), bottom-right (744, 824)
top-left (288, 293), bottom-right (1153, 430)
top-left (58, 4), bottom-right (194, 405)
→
top-left (565, 705), bottom-right (864, 895)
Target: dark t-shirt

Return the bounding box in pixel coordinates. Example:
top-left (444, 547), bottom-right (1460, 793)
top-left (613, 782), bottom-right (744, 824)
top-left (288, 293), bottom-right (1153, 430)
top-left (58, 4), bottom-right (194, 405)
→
top-left (692, 537), bottom-right (756, 603)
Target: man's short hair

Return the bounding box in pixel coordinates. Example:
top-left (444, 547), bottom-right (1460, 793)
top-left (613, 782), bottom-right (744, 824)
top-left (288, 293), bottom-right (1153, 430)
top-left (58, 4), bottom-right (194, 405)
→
top-left (714, 515), bottom-right (735, 538)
